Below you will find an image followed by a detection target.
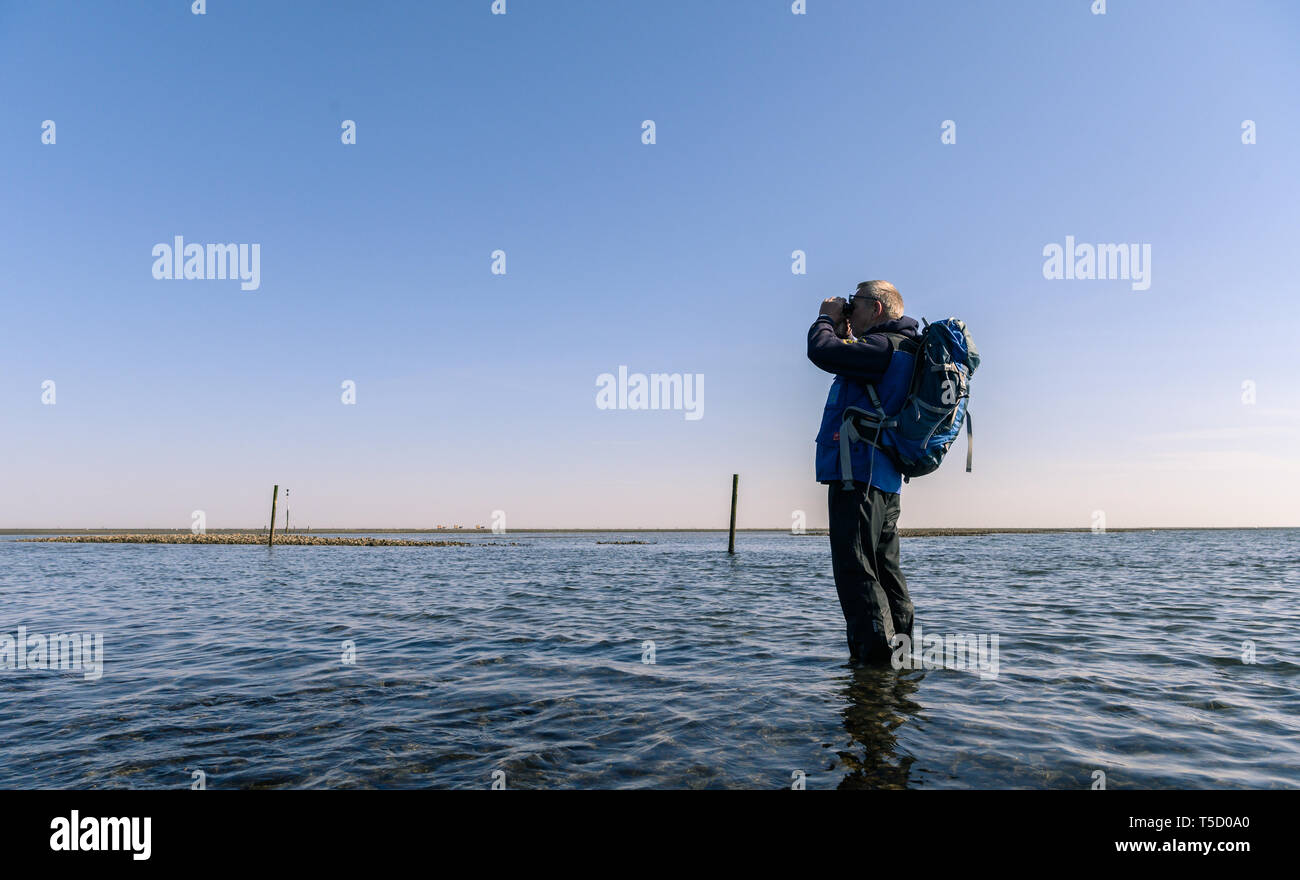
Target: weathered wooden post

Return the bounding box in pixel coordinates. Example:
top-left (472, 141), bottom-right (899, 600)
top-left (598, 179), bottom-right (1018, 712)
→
top-left (728, 473), bottom-right (738, 554)
top-left (268, 485), bottom-right (279, 548)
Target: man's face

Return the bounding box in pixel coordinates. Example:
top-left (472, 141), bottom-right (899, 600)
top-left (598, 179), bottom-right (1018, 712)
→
top-left (845, 296), bottom-right (881, 333)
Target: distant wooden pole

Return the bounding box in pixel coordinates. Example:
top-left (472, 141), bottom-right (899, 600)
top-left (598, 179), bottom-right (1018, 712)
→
top-left (268, 485), bottom-right (279, 548)
top-left (728, 474), bottom-right (738, 554)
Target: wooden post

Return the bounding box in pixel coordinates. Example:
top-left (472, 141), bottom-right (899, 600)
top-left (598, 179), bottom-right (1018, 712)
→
top-left (727, 474), bottom-right (738, 554)
top-left (268, 485), bottom-right (278, 548)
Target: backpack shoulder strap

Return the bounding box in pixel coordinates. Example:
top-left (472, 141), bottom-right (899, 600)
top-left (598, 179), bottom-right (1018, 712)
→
top-left (881, 331), bottom-right (920, 355)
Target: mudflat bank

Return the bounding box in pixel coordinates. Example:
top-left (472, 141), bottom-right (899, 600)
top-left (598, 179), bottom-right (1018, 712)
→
top-left (19, 534), bottom-right (497, 546)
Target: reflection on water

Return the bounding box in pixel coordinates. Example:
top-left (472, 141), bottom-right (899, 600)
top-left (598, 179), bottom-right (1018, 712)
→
top-left (837, 665), bottom-right (924, 790)
top-left (0, 529), bottom-right (1297, 789)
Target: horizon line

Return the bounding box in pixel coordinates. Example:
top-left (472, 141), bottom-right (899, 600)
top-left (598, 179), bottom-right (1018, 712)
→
top-left (3, 526), bottom-right (1297, 535)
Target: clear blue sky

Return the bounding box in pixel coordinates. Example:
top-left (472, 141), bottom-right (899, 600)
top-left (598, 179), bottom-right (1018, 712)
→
top-left (2, 0), bottom-right (1298, 528)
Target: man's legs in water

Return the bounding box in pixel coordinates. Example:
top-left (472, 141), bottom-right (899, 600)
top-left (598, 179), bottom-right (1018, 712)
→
top-left (829, 482), bottom-right (907, 662)
top-left (875, 490), bottom-right (913, 641)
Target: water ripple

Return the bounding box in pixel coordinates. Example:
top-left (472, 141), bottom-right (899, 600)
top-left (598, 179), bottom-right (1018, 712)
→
top-left (0, 530), bottom-right (1297, 788)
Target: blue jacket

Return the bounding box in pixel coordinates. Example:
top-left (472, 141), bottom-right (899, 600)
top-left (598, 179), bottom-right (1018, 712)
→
top-left (808, 315), bottom-right (922, 492)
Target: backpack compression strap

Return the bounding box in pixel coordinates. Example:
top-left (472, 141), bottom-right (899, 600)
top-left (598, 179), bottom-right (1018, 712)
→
top-left (965, 410), bottom-right (972, 472)
top-left (839, 404), bottom-right (897, 490)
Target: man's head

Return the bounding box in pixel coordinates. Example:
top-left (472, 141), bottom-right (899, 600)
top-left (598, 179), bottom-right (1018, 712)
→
top-left (846, 280), bottom-right (903, 332)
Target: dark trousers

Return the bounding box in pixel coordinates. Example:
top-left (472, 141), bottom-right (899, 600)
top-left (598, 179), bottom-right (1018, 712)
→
top-left (828, 481), bottom-right (913, 662)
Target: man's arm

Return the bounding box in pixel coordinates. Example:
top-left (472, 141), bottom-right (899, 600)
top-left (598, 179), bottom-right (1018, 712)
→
top-left (807, 315), bottom-right (894, 384)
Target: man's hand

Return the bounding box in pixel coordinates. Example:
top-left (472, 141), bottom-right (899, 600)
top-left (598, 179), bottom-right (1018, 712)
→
top-left (819, 298), bottom-right (850, 338)
top-left (819, 297), bottom-right (846, 322)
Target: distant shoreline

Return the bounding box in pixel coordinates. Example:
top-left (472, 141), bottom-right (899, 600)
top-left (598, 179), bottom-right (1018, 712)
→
top-left (3, 526), bottom-right (1293, 539)
top-left (18, 534), bottom-right (501, 546)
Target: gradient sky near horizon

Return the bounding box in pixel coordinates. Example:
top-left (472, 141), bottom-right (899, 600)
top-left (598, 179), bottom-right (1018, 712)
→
top-left (3, 0), bottom-right (1299, 529)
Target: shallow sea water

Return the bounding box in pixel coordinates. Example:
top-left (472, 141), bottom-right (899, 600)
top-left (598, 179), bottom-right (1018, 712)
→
top-left (1, 529), bottom-right (1296, 789)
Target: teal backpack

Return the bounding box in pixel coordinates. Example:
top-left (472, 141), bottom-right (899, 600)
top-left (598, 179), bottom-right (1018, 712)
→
top-left (850, 318), bottom-right (978, 481)
top-left (889, 317), bottom-right (978, 479)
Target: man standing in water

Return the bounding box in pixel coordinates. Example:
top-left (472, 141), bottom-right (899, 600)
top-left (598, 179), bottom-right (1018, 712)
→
top-left (808, 281), bottom-right (922, 663)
